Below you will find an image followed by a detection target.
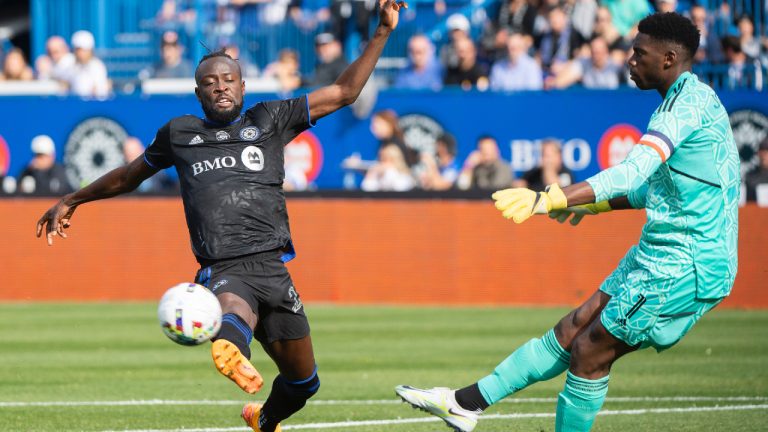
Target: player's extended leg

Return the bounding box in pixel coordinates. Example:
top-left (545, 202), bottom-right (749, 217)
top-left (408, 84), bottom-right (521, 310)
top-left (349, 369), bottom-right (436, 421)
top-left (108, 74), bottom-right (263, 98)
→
top-left (555, 317), bottom-right (636, 432)
top-left (211, 292), bottom-right (264, 394)
top-left (471, 290), bottom-right (611, 407)
top-left (395, 291), bottom-right (610, 432)
top-left (242, 335), bottom-right (318, 432)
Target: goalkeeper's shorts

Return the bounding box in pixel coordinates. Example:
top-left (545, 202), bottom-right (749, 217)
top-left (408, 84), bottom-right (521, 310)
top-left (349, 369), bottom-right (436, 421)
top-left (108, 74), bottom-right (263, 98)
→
top-left (599, 246), bottom-right (722, 352)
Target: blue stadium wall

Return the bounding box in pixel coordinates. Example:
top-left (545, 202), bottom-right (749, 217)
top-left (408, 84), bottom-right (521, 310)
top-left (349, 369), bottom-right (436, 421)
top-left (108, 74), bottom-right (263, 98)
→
top-left (1, 89), bottom-right (767, 189)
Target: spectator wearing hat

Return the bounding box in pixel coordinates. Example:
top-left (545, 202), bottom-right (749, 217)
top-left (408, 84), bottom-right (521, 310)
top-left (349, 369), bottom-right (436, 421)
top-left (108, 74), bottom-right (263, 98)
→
top-left (35, 36), bottom-right (76, 81)
top-left (440, 13), bottom-right (471, 71)
top-left (60, 30), bottom-right (110, 98)
top-left (394, 34), bottom-right (443, 91)
top-left (305, 32), bottom-right (349, 88)
top-left (17, 135), bottom-right (72, 196)
top-left (141, 31), bottom-right (194, 79)
top-left (745, 138), bottom-right (768, 204)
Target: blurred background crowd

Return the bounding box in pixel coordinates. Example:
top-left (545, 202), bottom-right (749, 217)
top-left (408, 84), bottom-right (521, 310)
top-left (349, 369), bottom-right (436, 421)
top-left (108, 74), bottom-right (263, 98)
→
top-left (0, 0), bottom-right (766, 202)
top-left (0, 0), bottom-right (765, 94)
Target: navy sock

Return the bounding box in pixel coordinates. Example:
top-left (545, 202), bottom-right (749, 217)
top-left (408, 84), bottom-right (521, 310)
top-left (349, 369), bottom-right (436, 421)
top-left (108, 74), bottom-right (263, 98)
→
top-left (213, 313), bottom-right (253, 359)
top-left (455, 383), bottom-right (490, 412)
top-left (260, 368), bottom-right (320, 432)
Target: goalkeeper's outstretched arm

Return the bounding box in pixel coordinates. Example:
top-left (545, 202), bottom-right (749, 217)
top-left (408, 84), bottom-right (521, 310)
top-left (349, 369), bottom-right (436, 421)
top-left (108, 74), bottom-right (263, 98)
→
top-left (493, 144), bottom-right (658, 223)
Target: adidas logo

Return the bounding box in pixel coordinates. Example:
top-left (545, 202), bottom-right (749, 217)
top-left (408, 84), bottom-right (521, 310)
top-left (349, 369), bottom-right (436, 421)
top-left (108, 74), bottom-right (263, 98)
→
top-left (189, 135), bottom-right (203, 145)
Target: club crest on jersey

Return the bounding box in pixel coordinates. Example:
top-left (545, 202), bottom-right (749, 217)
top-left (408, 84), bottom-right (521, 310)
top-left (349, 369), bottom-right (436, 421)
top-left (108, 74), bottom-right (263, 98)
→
top-left (215, 131), bottom-right (230, 141)
top-left (241, 145), bottom-right (265, 171)
top-left (239, 127), bottom-right (260, 141)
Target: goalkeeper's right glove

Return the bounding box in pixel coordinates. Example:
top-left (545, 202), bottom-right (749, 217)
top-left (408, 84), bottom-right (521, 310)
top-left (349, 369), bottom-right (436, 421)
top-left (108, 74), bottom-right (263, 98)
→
top-left (549, 201), bottom-right (612, 226)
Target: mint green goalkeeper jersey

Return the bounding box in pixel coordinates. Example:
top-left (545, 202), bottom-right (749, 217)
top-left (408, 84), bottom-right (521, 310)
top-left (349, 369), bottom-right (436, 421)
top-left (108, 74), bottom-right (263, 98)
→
top-left (586, 72), bottom-right (739, 299)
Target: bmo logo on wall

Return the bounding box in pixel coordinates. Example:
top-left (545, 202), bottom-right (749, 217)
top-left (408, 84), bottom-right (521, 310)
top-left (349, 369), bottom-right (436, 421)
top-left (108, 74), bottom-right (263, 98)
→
top-left (285, 130), bottom-right (323, 183)
top-left (597, 124), bottom-right (642, 169)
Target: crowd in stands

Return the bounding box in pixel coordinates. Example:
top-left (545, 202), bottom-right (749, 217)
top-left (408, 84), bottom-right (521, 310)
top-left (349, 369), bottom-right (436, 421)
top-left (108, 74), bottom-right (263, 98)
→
top-left (340, 109), bottom-right (583, 194)
top-left (1, 106), bottom-right (767, 201)
top-left (0, 0), bottom-right (767, 200)
top-left (0, 0), bottom-right (765, 94)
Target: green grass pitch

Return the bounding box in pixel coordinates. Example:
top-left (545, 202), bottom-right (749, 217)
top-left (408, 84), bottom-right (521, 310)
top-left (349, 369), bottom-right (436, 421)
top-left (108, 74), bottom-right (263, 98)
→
top-left (0, 303), bottom-right (766, 431)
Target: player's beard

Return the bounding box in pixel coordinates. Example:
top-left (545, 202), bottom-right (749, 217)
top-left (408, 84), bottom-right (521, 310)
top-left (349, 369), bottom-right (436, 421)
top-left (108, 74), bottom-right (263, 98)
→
top-left (201, 98), bottom-right (244, 124)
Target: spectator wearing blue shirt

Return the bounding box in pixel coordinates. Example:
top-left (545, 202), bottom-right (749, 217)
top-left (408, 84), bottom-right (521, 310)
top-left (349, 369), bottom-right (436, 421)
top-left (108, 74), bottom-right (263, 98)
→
top-left (394, 34), bottom-right (443, 90)
top-left (489, 32), bottom-right (542, 91)
top-left (420, 132), bottom-right (460, 190)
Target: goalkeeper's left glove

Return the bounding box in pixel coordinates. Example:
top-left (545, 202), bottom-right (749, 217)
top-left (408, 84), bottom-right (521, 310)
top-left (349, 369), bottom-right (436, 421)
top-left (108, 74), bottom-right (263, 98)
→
top-left (549, 201), bottom-right (612, 226)
top-left (492, 183), bottom-right (568, 224)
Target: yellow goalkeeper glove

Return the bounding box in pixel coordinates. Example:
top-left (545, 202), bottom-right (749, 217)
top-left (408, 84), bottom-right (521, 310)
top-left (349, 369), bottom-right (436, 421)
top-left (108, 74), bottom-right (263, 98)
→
top-left (549, 201), bottom-right (612, 226)
top-left (492, 183), bottom-right (568, 224)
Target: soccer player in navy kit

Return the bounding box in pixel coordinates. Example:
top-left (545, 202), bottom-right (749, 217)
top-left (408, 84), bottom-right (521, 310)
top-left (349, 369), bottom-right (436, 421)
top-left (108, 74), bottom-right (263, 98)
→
top-left (36, 2), bottom-right (406, 431)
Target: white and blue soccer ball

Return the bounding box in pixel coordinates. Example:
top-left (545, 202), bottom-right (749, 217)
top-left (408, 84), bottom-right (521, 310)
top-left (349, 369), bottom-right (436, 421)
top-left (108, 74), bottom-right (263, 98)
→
top-left (158, 283), bottom-right (222, 346)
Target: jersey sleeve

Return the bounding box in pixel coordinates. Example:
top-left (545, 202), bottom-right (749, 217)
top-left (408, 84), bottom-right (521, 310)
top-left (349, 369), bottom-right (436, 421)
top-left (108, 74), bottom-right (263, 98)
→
top-left (586, 144), bottom-right (662, 202)
top-left (639, 106), bottom-right (699, 163)
top-left (143, 122), bottom-right (173, 170)
top-left (627, 180), bottom-right (649, 209)
top-left (261, 95), bottom-right (315, 144)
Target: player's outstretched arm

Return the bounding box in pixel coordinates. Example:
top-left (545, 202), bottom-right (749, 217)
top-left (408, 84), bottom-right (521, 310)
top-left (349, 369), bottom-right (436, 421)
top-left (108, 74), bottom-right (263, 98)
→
top-left (491, 181), bottom-right (640, 225)
top-left (35, 157), bottom-right (158, 245)
top-left (548, 196), bottom-right (636, 226)
top-left (307, 0), bottom-right (406, 121)
top-left (493, 143), bottom-right (662, 224)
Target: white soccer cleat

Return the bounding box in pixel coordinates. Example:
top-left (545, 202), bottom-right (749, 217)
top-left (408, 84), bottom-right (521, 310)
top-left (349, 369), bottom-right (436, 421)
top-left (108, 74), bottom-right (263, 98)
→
top-left (395, 385), bottom-right (479, 432)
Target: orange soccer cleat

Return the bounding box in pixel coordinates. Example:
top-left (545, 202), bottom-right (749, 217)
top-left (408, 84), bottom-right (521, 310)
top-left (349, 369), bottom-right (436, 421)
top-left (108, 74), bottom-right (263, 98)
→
top-left (241, 403), bottom-right (282, 432)
top-left (211, 339), bottom-right (264, 394)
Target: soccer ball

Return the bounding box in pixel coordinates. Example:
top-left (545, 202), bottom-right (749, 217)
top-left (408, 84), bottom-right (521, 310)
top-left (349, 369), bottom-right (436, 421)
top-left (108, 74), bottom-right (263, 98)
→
top-left (158, 283), bottom-right (222, 346)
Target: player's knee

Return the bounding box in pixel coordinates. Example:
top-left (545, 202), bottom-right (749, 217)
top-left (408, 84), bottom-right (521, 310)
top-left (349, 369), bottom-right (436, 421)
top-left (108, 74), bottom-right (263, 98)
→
top-left (217, 293), bottom-right (257, 325)
top-left (282, 368), bottom-right (320, 400)
top-left (570, 326), bottom-right (615, 378)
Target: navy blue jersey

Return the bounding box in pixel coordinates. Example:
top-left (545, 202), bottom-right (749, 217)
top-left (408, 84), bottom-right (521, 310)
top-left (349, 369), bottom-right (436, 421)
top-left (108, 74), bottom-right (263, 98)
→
top-left (144, 95), bottom-right (314, 262)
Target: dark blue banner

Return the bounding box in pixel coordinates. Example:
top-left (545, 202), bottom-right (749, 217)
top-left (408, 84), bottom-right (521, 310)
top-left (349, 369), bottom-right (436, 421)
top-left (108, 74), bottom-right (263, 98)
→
top-left (0, 89), bottom-right (766, 190)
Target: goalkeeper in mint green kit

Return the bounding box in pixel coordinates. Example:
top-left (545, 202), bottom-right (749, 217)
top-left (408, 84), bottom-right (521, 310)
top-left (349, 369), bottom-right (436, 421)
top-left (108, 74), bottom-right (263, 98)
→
top-left (396, 12), bottom-right (739, 432)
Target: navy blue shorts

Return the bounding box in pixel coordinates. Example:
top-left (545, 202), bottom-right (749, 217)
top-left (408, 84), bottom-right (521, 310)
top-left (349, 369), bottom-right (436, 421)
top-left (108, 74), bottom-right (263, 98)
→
top-left (195, 249), bottom-right (309, 344)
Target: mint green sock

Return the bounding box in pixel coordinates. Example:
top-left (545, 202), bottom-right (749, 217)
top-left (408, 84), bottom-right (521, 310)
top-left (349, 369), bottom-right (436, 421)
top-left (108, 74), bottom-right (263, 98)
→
top-left (555, 372), bottom-right (609, 432)
top-left (477, 329), bottom-right (570, 405)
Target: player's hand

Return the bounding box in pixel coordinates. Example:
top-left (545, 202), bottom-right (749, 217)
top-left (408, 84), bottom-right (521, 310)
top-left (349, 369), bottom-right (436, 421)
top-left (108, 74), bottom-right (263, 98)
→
top-left (492, 183), bottom-right (567, 224)
top-left (379, 0), bottom-right (407, 31)
top-left (36, 198), bottom-right (77, 246)
top-left (549, 201), bottom-right (612, 226)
